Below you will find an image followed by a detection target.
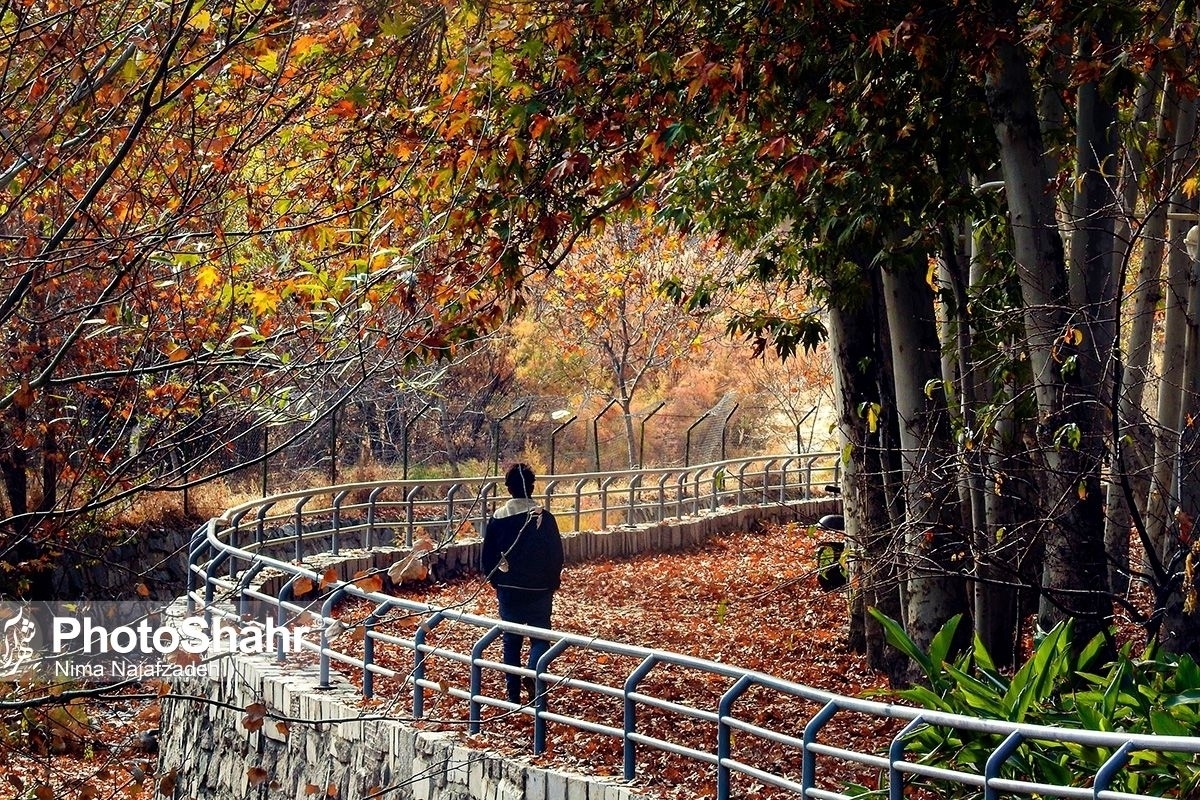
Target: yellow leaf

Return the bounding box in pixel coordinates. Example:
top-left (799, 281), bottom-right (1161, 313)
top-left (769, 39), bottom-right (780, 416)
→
top-left (186, 9), bottom-right (212, 31)
top-left (1185, 176), bottom-right (1200, 199)
top-left (251, 289), bottom-right (279, 316)
top-left (196, 264), bottom-right (221, 293)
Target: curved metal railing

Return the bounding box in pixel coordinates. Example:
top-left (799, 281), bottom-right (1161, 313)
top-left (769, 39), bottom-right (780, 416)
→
top-left (185, 453), bottom-right (1200, 800)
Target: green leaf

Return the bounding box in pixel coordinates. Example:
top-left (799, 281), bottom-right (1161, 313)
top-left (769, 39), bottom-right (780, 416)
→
top-left (1164, 689), bottom-right (1200, 707)
top-left (928, 614), bottom-right (963, 672)
top-left (1151, 709), bottom-right (1191, 736)
top-left (869, 608), bottom-right (933, 678)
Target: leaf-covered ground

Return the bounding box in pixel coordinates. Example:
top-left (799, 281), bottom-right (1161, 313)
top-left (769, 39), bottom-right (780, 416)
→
top-left (337, 521), bottom-right (900, 798)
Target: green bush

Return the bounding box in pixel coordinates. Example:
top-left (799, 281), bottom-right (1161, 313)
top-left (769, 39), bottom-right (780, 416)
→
top-left (869, 610), bottom-right (1200, 799)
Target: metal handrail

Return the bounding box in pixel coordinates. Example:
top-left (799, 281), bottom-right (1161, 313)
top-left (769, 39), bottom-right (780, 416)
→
top-left (185, 453), bottom-right (1200, 800)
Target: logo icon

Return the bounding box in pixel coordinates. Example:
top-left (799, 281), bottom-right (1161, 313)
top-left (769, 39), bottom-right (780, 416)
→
top-left (0, 607), bottom-right (37, 678)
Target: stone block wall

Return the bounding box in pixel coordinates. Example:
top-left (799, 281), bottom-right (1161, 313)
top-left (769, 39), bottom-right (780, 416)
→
top-left (160, 652), bottom-right (646, 800)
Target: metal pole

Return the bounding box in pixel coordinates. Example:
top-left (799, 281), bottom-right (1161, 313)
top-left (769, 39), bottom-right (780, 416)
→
top-left (684, 410), bottom-right (712, 468)
top-left (794, 406), bottom-right (817, 454)
top-left (592, 399), bottom-right (619, 473)
top-left (492, 402), bottom-right (528, 476)
top-left (638, 401), bottom-right (666, 468)
top-left (260, 425), bottom-right (269, 497)
top-left (402, 401), bottom-right (434, 479)
top-left (549, 415), bottom-right (577, 476)
top-left (719, 402), bottom-right (740, 460)
top-left (329, 403), bottom-right (340, 485)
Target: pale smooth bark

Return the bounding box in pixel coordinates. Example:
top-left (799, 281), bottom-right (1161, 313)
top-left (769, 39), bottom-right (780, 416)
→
top-left (1106, 72), bottom-right (1173, 595)
top-left (985, 23), bottom-right (1110, 637)
top-left (883, 265), bottom-right (968, 658)
top-left (1147, 95), bottom-right (1198, 557)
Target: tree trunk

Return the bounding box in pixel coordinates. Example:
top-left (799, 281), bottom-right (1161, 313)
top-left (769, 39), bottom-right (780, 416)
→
top-left (883, 263), bottom-right (969, 662)
top-left (827, 295), bottom-right (906, 684)
top-left (985, 19), bottom-right (1111, 639)
top-left (1106, 70), bottom-right (1172, 595)
top-left (1148, 93), bottom-right (1198, 559)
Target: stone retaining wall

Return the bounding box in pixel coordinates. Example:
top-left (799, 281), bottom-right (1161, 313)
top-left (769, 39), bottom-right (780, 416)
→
top-left (161, 652), bottom-right (646, 800)
top-left (163, 498), bottom-right (836, 799)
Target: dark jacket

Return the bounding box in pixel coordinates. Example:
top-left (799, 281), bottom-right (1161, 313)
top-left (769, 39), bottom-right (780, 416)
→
top-left (482, 499), bottom-right (564, 592)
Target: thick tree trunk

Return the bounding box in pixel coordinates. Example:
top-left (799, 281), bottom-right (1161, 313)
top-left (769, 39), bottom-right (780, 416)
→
top-left (827, 297), bottom-right (906, 684)
top-left (882, 264), bottom-right (969, 660)
top-left (1066, 29), bottom-right (1120, 607)
top-left (985, 22), bottom-right (1111, 639)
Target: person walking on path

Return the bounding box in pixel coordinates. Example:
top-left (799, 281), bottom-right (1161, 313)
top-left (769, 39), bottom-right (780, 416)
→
top-left (481, 463), bottom-right (565, 704)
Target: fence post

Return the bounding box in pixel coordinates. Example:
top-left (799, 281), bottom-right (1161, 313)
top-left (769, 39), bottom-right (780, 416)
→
top-left (685, 411), bottom-right (712, 468)
top-left (638, 401), bottom-right (666, 468)
top-left (719, 402), bottom-right (740, 461)
top-left (492, 402), bottom-right (528, 476)
top-left (261, 425), bottom-right (269, 497)
top-left (592, 399), bottom-right (619, 473)
top-left (549, 413), bottom-right (576, 476)
top-left (402, 401), bottom-right (433, 480)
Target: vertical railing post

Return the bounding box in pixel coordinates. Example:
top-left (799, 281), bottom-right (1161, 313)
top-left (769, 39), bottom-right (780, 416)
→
top-left (600, 475), bottom-right (618, 529)
top-left (716, 675), bottom-right (754, 800)
top-left (404, 485), bottom-right (421, 547)
top-left (984, 731), bottom-right (1024, 800)
top-left (293, 496), bottom-right (310, 562)
top-left (441, 482), bottom-right (458, 544)
top-left (802, 701), bottom-right (839, 795)
top-left (656, 473), bottom-right (671, 522)
top-left (318, 586), bottom-right (346, 689)
top-left (275, 576), bottom-right (302, 661)
top-left (573, 478), bottom-right (588, 532)
top-left (1093, 743), bottom-right (1135, 800)
top-left (331, 490), bottom-right (348, 555)
top-left (533, 639), bottom-right (571, 754)
top-left (362, 604), bottom-right (385, 699)
top-left (888, 717), bottom-right (925, 800)
top-left (412, 611), bottom-right (446, 718)
top-left (623, 656), bottom-right (659, 781)
top-left (469, 627), bottom-right (504, 733)
top-left (366, 486), bottom-right (385, 549)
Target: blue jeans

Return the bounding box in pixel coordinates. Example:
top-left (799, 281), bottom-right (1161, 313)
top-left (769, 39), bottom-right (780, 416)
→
top-left (496, 588), bottom-right (554, 702)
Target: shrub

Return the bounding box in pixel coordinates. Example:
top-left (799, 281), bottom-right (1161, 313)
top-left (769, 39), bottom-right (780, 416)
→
top-left (870, 610), bottom-right (1200, 799)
